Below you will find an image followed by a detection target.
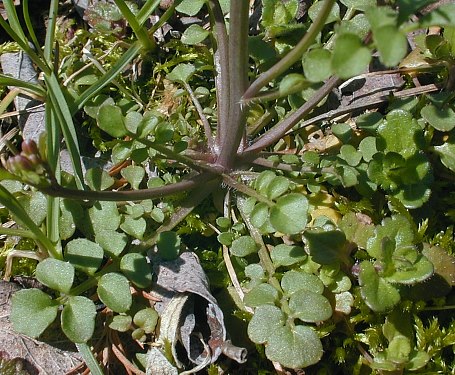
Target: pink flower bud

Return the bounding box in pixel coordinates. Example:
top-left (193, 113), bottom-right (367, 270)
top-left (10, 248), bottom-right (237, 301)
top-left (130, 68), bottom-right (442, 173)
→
top-left (21, 139), bottom-right (39, 156)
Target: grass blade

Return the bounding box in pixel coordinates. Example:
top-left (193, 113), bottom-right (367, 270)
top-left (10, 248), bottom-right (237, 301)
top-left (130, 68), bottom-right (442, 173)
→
top-left (137, 0), bottom-right (161, 26)
top-left (74, 42), bottom-right (142, 110)
top-left (0, 74), bottom-right (46, 98)
top-left (45, 73), bottom-right (85, 190)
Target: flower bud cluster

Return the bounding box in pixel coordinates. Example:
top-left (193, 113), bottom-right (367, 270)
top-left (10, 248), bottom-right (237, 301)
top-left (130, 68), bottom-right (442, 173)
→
top-left (5, 140), bottom-right (54, 188)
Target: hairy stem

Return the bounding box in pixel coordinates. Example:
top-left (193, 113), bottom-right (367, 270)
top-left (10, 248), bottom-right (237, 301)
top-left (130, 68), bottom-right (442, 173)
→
top-left (207, 0), bottom-right (230, 148)
top-left (142, 178), bottom-right (220, 247)
top-left (216, 0), bottom-right (250, 170)
top-left (244, 76), bottom-right (340, 153)
top-left (242, 0), bottom-right (336, 102)
top-left (41, 172), bottom-right (217, 202)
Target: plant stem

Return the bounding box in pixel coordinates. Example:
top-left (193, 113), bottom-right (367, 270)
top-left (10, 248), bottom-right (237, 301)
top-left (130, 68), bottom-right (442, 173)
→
top-left (244, 76), bottom-right (340, 153)
top-left (41, 172), bottom-right (217, 202)
top-left (216, 0), bottom-right (250, 170)
top-left (113, 0), bottom-right (156, 52)
top-left (44, 0), bottom-right (58, 66)
top-left (223, 174), bottom-right (274, 206)
top-left (142, 178), bottom-right (220, 246)
top-left (242, 0), bottom-right (336, 102)
top-left (76, 343), bottom-right (104, 375)
top-left (0, 227), bottom-right (37, 238)
top-left (237, 195), bottom-right (275, 278)
top-left (137, 138), bottom-right (222, 174)
top-left (182, 82), bottom-right (215, 151)
top-left (207, 0), bottom-right (230, 147)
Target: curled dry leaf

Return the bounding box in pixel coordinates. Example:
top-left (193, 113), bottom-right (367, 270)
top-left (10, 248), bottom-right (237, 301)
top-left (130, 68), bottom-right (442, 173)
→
top-left (147, 251), bottom-right (246, 373)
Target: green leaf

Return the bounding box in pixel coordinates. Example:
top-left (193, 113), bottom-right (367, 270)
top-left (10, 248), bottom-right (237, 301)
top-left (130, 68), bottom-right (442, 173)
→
top-left (270, 193), bottom-right (308, 234)
top-left (340, 0), bottom-right (375, 11)
top-left (377, 109), bottom-right (423, 158)
top-left (303, 229), bottom-right (347, 264)
top-left (181, 24), bottom-right (210, 45)
top-left (358, 261), bottom-right (400, 312)
top-left (121, 166), bottom-right (145, 189)
top-left (97, 272), bottom-right (132, 313)
top-left (156, 231), bottom-right (181, 260)
top-left (366, 215), bottom-right (415, 259)
top-left (303, 48), bottom-right (332, 82)
top-left (244, 283), bottom-right (279, 307)
top-left (434, 139), bottom-right (455, 172)
top-left (61, 296), bottom-right (96, 343)
top-left (339, 212), bottom-right (375, 250)
top-left (120, 253), bottom-right (153, 288)
top-left (230, 235), bottom-right (258, 257)
top-left (133, 308), bottom-right (159, 334)
top-left (96, 230), bottom-right (128, 257)
top-left (278, 73), bottom-right (308, 96)
top-left (120, 215), bottom-right (146, 239)
top-left (59, 199), bottom-right (83, 240)
top-left (124, 111), bottom-right (142, 134)
top-left (109, 315), bottom-right (132, 332)
top-left (339, 145), bottom-right (362, 166)
top-left (89, 201), bottom-right (121, 234)
top-left (97, 104), bottom-right (128, 138)
top-left (332, 33), bottom-right (371, 79)
top-left (385, 248), bottom-right (434, 285)
top-left (250, 202), bottom-right (270, 229)
top-left (288, 290), bottom-right (332, 322)
top-left (421, 104), bottom-right (455, 131)
top-left (167, 63), bottom-right (196, 84)
top-left (332, 122), bottom-right (352, 143)
top-left (308, 0), bottom-right (340, 24)
top-left (36, 258), bottom-right (74, 293)
top-left (85, 168), bottom-right (114, 191)
top-left (255, 171), bottom-right (276, 194)
top-left (266, 324), bottom-right (323, 368)
top-left (18, 191), bottom-right (47, 226)
top-left (11, 289), bottom-right (58, 338)
top-left (373, 25), bottom-right (408, 66)
top-left (176, 0), bottom-right (205, 16)
top-left (266, 176), bottom-right (290, 200)
top-left (270, 244), bottom-right (306, 267)
top-left (262, 0), bottom-right (299, 28)
top-left (155, 122), bottom-right (174, 143)
top-left (359, 136), bottom-right (378, 162)
top-left (418, 3), bottom-right (455, 28)
top-left (281, 270), bottom-right (324, 295)
top-left (65, 238), bottom-right (104, 275)
top-left (247, 304), bottom-right (286, 344)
